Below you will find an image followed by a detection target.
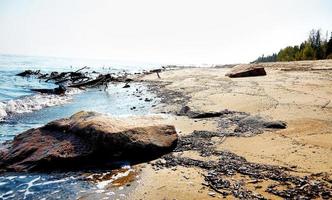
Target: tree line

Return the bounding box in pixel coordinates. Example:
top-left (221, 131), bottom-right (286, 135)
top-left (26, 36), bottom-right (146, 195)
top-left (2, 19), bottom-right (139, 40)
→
top-left (253, 29), bottom-right (332, 63)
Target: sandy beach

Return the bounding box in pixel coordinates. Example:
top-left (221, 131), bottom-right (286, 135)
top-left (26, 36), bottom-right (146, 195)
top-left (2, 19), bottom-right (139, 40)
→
top-left (127, 60), bottom-right (332, 199)
top-left (2, 1), bottom-right (332, 199)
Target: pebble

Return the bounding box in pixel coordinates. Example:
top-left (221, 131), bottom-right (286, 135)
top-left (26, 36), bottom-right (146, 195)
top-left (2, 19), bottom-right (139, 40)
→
top-left (159, 159), bottom-right (167, 164)
top-left (208, 192), bottom-right (216, 197)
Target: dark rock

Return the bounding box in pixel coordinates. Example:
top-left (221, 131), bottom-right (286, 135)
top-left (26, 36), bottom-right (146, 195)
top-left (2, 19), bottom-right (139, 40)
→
top-left (189, 111), bottom-right (227, 119)
top-left (16, 70), bottom-right (41, 77)
top-left (0, 111), bottom-right (178, 172)
top-left (149, 69), bottom-right (162, 73)
top-left (218, 114), bottom-right (287, 136)
top-left (177, 106), bottom-right (233, 119)
top-left (178, 106), bottom-right (287, 135)
top-left (236, 116), bottom-right (287, 133)
top-left (16, 70), bottom-right (33, 76)
top-left (263, 121), bottom-right (287, 129)
top-left (178, 106), bottom-right (191, 115)
top-left (225, 64), bottom-right (266, 78)
top-left (123, 83), bottom-right (130, 88)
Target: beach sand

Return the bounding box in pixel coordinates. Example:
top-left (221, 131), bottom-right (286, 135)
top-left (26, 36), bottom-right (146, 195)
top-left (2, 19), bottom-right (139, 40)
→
top-left (128, 60), bottom-right (332, 199)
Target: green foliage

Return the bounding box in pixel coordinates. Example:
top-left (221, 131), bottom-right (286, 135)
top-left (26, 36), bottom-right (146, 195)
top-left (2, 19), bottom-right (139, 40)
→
top-left (277, 46), bottom-right (299, 61)
top-left (253, 29), bottom-right (331, 62)
top-left (302, 43), bottom-right (315, 60)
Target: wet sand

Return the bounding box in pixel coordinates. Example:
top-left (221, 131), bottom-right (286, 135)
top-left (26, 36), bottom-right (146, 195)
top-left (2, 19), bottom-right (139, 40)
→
top-left (127, 60), bottom-right (332, 199)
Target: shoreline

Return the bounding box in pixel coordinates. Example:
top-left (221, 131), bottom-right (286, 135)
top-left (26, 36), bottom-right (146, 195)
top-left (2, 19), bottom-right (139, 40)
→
top-left (128, 60), bottom-right (332, 199)
top-left (1, 60), bottom-right (332, 199)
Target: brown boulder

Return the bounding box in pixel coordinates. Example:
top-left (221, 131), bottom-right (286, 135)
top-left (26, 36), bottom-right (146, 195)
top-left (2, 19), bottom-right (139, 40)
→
top-left (0, 111), bottom-right (178, 172)
top-left (225, 64), bottom-right (266, 78)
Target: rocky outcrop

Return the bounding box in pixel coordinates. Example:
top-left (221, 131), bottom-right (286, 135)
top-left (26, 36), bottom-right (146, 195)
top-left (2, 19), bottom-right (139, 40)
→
top-left (177, 106), bottom-right (232, 118)
top-left (0, 111), bottom-right (178, 172)
top-left (177, 106), bottom-right (286, 137)
top-left (226, 64), bottom-right (266, 78)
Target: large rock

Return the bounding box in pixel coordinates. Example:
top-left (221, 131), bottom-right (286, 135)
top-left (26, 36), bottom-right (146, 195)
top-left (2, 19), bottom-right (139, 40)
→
top-left (0, 111), bottom-right (178, 172)
top-left (225, 64), bottom-right (266, 78)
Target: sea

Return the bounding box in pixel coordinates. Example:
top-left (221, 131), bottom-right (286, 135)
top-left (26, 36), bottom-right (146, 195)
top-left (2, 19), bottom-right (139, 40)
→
top-left (0, 54), bottom-right (161, 199)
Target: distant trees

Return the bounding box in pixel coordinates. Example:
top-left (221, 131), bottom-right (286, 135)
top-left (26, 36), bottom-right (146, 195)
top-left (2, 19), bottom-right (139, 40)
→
top-left (253, 29), bottom-right (332, 63)
top-left (326, 34), bottom-right (332, 59)
top-left (254, 53), bottom-right (277, 63)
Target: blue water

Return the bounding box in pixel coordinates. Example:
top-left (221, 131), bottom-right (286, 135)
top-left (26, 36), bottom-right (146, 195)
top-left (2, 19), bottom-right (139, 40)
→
top-left (0, 54), bottom-right (160, 199)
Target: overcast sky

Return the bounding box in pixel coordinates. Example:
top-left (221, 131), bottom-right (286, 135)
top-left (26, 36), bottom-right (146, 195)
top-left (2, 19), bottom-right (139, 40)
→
top-left (0, 0), bottom-right (331, 65)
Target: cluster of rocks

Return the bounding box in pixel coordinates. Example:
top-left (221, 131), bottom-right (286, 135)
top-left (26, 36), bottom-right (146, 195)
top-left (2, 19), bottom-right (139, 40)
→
top-left (179, 106), bottom-right (287, 137)
top-left (153, 130), bottom-right (332, 199)
top-left (148, 82), bottom-right (190, 107)
top-left (217, 110), bottom-right (287, 136)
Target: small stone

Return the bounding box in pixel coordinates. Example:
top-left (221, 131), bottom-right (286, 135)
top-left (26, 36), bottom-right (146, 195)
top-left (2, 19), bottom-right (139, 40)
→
top-left (123, 84), bottom-right (130, 88)
top-left (159, 159), bottom-right (167, 164)
top-left (208, 192), bottom-right (216, 197)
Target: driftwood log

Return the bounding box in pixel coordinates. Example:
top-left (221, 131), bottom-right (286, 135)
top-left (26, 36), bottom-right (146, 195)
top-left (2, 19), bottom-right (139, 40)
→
top-left (31, 85), bottom-right (66, 95)
top-left (16, 67), bottom-right (143, 93)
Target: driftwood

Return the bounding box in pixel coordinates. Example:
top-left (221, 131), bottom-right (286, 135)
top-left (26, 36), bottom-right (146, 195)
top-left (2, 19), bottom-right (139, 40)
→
top-left (16, 70), bottom-right (41, 77)
top-left (68, 74), bottom-right (110, 88)
top-left (45, 71), bottom-right (89, 83)
top-left (149, 69), bottom-right (161, 78)
top-left (31, 85), bottom-right (66, 95)
top-left (17, 67), bottom-right (163, 94)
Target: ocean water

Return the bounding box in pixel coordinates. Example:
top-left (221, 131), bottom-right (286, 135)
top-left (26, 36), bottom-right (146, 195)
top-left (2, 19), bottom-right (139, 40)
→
top-left (0, 54), bottom-right (161, 199)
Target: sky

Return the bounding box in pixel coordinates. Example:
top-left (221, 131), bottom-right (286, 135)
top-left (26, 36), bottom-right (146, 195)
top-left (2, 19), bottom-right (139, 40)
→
top-left (0, 0), bottom-right (331, 65)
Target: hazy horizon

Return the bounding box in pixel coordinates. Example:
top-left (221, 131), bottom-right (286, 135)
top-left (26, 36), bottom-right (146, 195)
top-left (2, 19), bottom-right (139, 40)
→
top-left (0, 0), bottom-right (332, 65)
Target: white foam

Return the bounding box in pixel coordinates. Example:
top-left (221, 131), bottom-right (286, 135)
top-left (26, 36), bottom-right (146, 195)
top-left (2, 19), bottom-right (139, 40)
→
top-left (96, 165), bottom-right (134, 189)
top-left (0, 182), bottom-right (7, 186)
top-left (0, 102), bottom-right (7, 119)
top-left (0, 190), bottom-right (15, 200)
top-left (32, 176), bottom-right (75, 187)
top-left (0, 88), bottom-right (81, 121)
top-left (23, 176), bottom-right (41, 199)
top-left (51, 190), bottom-right (60, 194)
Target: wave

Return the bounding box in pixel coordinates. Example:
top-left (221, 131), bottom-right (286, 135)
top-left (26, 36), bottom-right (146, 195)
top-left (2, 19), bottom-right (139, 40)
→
top-left (0, 88), bottom-right (82, 121)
